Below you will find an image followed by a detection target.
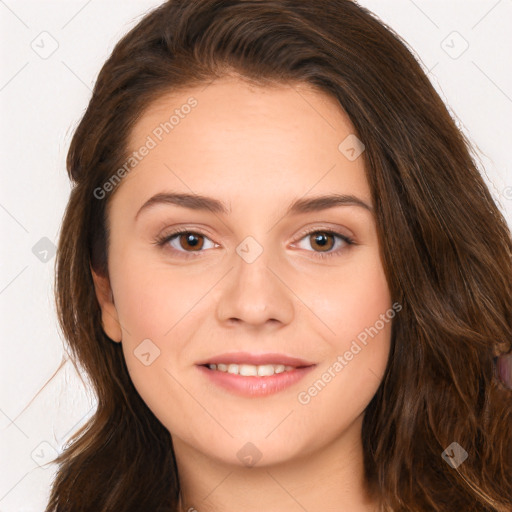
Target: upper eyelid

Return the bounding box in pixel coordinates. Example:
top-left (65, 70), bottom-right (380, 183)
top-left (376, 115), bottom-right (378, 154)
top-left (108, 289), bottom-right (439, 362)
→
top-left (158, 221), bottom-right (355, 238)
top-left (294, 226), bottom-right (354, 241)
top-left (160, 227), bottom-right (353, 249)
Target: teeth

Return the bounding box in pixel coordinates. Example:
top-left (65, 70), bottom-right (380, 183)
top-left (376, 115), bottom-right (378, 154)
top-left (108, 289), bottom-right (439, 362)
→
top-left (227, 363), bottom-right (239, 375)
top-left (207, 363), bottom-right (294, 376)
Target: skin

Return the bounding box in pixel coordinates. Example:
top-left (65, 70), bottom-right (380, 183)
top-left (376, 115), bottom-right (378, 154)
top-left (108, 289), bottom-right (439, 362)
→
top-left (92, 76), bottom-right (393, 512)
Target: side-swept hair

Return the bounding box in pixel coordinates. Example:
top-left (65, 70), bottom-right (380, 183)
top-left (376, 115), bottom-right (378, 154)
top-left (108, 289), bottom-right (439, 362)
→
top-left (48, 1), bottom-right (512, 510)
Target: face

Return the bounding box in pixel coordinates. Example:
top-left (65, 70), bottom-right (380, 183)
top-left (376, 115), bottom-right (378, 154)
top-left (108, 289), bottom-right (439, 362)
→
top-left (92, 76), bottom-right (393, 468)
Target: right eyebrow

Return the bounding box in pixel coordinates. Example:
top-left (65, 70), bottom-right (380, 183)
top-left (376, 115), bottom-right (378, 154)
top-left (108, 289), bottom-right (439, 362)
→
top-left (135, 192), bottom-right (230, 221)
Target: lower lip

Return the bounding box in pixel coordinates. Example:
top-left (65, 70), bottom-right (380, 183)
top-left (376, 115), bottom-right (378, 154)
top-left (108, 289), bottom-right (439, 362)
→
top-left (196, 364), bottom-right (317, 397)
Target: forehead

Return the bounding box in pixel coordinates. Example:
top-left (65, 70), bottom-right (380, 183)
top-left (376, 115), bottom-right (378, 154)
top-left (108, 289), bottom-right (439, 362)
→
top-left (111, 77), bottom-right (370, 215)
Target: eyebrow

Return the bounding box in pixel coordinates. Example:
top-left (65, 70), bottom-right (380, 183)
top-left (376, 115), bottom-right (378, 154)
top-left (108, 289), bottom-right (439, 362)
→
top-left (134, 191), bottom-right (373, 221)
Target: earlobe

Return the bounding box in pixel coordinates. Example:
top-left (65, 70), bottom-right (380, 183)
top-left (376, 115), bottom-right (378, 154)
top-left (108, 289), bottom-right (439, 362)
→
top-left (90, 264), bottom-right (123, 343)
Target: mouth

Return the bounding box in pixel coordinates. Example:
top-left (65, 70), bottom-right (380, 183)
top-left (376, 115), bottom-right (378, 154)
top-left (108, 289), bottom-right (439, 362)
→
top-left (196, 351), bottom-right (315, 369)
top-left (199, 362), bottom-right (312, 377)
top-left (196, 352), bottom-right (317, 397)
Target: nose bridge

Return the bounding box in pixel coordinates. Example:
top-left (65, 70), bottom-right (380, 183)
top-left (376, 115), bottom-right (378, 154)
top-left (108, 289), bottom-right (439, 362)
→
top-left (215, 232), bottom-right (294, 326)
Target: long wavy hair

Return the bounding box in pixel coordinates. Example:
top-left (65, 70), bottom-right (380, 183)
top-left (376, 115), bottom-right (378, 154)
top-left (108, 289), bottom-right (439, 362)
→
top-left (47, 1), bottom-right (512, 510)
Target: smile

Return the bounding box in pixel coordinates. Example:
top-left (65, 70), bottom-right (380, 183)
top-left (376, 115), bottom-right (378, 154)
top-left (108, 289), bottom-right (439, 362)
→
top-left (205, 362), bottom-right (295, 376)
top-left (197, 363), bottom-right (317, 397)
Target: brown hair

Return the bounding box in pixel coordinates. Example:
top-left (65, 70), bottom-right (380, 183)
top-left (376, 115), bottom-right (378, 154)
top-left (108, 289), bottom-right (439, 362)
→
top-left (47, 1), bottom-right (512, 510)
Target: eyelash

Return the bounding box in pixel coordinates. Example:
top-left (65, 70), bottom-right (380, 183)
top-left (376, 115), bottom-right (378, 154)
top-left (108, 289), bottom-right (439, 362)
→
top-left (152, 228), bottom-right (355, 260)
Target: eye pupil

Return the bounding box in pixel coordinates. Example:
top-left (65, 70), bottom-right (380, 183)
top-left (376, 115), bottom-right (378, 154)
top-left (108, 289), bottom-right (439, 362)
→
top-left (311, 232), bottom-right (334, 251)
top-left (181, 233), bottom-right (203, 250)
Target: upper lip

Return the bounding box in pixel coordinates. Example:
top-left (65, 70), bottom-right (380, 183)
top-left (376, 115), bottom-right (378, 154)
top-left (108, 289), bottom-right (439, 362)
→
top-left (196, 352), bottom-right (316, 368)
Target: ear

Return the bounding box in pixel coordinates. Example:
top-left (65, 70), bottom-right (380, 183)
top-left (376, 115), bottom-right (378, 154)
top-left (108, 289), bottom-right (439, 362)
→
top-left (90, 264), bottom-right (122, 343)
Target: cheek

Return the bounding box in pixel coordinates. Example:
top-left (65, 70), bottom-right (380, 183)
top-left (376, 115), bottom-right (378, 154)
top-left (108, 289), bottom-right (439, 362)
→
top-left (309, 250), bottom-right (392, 346)
top-left (110, 250), bottom-right (201, 341)
top-left (293, 283), bottom-right (392, 447)
top-left (108, 253), bottom-right (215, 410)
top-left (300, 251), bottom-right (392, 401)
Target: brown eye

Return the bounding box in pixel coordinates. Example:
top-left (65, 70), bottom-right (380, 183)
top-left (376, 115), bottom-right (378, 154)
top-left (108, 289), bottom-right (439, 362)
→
top-left (177, 232), bottom-right (204, 251)
top-left (293, 229), bottom-right (354, 259)
top-left (308, 232), bottom-right (335, 252)
top-left (157, 230), bottom-right (216, 255)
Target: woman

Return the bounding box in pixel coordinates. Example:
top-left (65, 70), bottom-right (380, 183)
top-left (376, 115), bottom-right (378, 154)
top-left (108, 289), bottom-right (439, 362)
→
top-left (47, 1), bottom-right (512, 510)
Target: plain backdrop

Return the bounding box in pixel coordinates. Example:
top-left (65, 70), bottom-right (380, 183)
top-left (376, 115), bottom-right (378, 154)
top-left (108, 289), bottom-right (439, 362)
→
top-left (1, 1), bottom-right (511, 510)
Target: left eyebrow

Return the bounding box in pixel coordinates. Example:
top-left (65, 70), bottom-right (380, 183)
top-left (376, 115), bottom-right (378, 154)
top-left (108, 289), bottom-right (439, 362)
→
top-left (134, 191), bottom-right (373, 221)
top-left (286, 193), bottom-right (373, 214)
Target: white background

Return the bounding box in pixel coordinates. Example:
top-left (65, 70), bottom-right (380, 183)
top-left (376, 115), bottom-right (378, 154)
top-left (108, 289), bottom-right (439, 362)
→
top-left (1, 1), bottom-right (511, 510)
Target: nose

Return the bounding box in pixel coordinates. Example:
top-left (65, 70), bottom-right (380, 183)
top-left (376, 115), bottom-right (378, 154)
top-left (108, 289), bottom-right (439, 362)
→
top-left (215, 244), bottom-right (295, 329)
